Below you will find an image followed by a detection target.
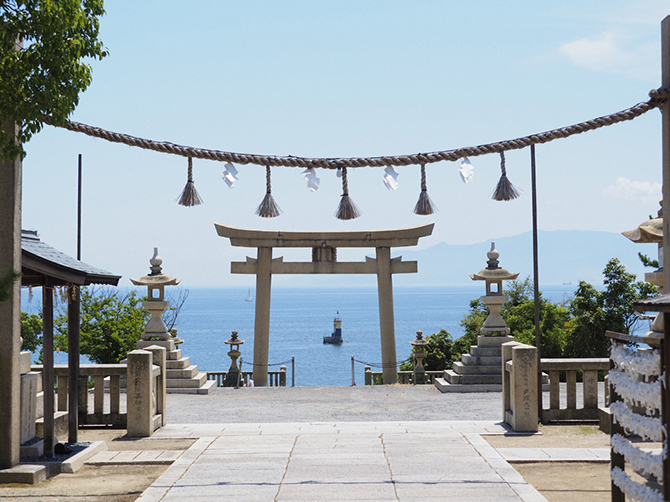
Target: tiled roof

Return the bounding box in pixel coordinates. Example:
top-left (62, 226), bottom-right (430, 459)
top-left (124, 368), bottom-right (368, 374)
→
top-left (21, 230), bottom-right (120, 286)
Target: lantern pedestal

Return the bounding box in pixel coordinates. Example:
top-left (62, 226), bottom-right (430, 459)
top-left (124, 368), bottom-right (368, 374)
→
top-left (129, 249), bottom-right (215, 395)
top-left (436, 243), bottom-right (518, 393)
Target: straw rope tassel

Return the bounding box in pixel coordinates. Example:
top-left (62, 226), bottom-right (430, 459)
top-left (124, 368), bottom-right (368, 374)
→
top-left (177, 157), bottom-right (203, 206)
top-left (413, 164), bottom-right (437, 215)
top-left (335, 167), bottom-right (361, 220)
top-left (492, 151), bottom-right (520, 201)
top-left (256, 165), bottom-right (282, 217)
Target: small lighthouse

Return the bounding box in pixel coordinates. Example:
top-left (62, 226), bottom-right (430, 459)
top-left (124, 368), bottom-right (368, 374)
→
top-left (323, 312), bottom-right (343, 344)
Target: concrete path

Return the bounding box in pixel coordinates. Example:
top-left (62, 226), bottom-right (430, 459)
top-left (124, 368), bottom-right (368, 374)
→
top-left (134, 421), bottom-right (547, 502)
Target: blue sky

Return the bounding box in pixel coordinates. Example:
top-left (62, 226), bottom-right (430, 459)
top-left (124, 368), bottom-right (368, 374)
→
top-left (20, 1), bottom-right (669, 286)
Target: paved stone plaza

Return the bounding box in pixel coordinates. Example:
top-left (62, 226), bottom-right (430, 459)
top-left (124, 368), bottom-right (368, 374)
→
top-left (137, 421), bottom-right (546, 501)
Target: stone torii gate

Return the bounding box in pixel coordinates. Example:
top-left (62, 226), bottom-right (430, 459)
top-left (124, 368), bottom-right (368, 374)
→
top-left (215, 223), bottom-right (434, 385)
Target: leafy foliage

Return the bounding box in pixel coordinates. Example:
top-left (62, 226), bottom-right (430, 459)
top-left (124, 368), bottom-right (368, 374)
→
top-left (55, 288), bottom-right (150, 364)
top-left (563, 258), bottom-right (657, 358)
top-left (638, 252), bottom-right (659, 269)
top-left (401, 329), bottom-right (454, 371)
top-left (20, 310), bottom-right (42, 352)
top-left (419, 258), bottom-right (657, 368)
top-left (0, 267), bottom-right (22, 301)
top-left (0, 0), bottom-right (107, 160)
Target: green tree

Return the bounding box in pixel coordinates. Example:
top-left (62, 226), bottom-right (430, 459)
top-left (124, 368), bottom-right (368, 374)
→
top-left (0, 0), bottom-right (107, 160)
top-left (401, 329), bottom-right (454, 371)
top-left (20, 310), bottom-right (41, 352)
top-left (564, 258), bottom-right (657, 358)
top-left (452, 299), bottom-right (487, 365)
top-left (55, 288), bottom-right (150, 364)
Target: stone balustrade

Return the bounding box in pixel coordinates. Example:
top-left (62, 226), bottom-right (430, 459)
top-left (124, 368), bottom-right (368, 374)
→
top-left (541, 358), bottom-right (609, 422)
top-left (365, 368), bottom-right (443, 385)
top-left (32, 346), bottom-right (166, 437)
top-left (207, 366), bottom-right (288, 387)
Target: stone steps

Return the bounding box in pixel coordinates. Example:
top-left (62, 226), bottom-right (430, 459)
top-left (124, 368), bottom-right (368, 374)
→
top-left (470, 347), bottom-right (501, 357)
top-left (166, 380), bottom-right (216, 394)
top-left (166, 357), bottom-right (190, 370)
top-left (443, 370), bottom-right (503, 385)
top-left (167, 371), bottom-right (207, 388)
top-left (166, 365), bottom-right (198, 379)
top-left (451, 361), bottom-right (500, 375)
top-left (461, 354), bottom-right (501, 366)
top-left (434, 378), bottom-right (501, 393)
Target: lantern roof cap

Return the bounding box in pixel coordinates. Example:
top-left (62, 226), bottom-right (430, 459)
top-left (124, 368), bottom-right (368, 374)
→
top-left (622, 217), bottom-right (663, 244)
top-left (130, 247), bottom-right (181, 287)
top-left (469, 242), bottom-right (519, 282)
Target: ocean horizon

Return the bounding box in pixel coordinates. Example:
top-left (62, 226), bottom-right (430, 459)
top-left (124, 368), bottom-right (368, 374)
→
top-left (22, 284), bottom-right (579, 386)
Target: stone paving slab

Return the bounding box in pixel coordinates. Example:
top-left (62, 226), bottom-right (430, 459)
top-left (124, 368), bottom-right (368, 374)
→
top-left (87, 449), bottom-right (184, 465)
top-left (136, 421), bottom-right (548, 501)
top-left (496, 447), bottom-right (611, 462)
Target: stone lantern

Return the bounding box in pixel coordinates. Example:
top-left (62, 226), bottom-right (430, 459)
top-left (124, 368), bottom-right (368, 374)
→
top-left (224, 330), bottom-right (244, 387)
top-left (469, 242), bottom-right (519, 336)
top-left (131, 248), bottom-right (181, 350)
top-left (410, 330), bottom-right (429, 384)
top-left (623, 208), bottom-right (664, 335)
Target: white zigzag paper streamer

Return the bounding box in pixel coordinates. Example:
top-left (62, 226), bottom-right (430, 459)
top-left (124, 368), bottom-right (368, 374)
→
top-left (611, 344), bottom-right (661, 378)
top-left (612, 433), bottom-right (664, 482)
top-left (609, 369), bottom-right (663, 413)
top-left (611, 466), bottom-right (663, 502)
top-left (611, 401), bottom-right (664, 441)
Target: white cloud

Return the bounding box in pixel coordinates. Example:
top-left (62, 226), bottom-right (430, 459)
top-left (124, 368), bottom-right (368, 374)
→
top-left (558, 31), bottom-right (658, 81)
top-left (602, 177), bottom-right (661, 202)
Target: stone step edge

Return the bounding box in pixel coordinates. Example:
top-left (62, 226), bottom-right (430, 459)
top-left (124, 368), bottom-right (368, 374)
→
top-left (434, 378), bottom-right (502, 393)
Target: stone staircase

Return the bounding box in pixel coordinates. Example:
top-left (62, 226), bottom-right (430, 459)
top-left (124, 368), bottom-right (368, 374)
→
top-left (136, 340), bottom-right (215, 395)
top-left (435, 335), bottom-right (513, 392)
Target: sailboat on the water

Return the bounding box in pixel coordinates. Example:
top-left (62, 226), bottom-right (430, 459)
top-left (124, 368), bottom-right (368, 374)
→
top-left (245, 288), bottom-right (253, 302)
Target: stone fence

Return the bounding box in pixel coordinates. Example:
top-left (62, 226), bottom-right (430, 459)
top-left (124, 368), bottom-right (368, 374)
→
top-left (501, 342), bottom-right (610, 431)
top-left (540, 358), bottom-right (609, 423)
top-left (365, 368), bottom-right (443, 385)
top-left (32, 346), bottom-right (166, 438)
top-left (207, 367), bottom-right (288, 387)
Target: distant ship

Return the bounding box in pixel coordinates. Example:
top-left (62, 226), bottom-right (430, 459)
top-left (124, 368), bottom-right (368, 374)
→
top-left (323, 312), bottom-right (343, 344)
top-left (245, 288), bottom-right (253, 302)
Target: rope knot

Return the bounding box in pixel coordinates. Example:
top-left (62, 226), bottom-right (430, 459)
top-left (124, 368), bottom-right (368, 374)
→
top-left (648, 87), bottom-right (670, 103)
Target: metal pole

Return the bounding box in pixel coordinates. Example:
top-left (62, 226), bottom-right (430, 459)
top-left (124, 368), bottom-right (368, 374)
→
top-left (292, 356), bottom-right (295, 387)
top-left (77, 154), bottom-right (82, 261)
top-left (531, 144), bottom-right (542, 420)
top-left (351, 356), bottom-right (355, 386)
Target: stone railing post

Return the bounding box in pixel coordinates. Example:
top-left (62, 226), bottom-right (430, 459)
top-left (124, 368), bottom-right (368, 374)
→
top-left (364, 365), bottom-right (372, 386)
top-left (279, 365), bottom-right (287, 387)
top-left (127, 349), bottom-right (154, 437)
top-left (502, 341), bottom-right (538, 432)
top-left (144, 345), bottom-right (166, 427)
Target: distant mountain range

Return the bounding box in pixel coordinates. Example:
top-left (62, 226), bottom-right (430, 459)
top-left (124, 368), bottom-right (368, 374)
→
top-left (271, 230), bottom-right (657, 288)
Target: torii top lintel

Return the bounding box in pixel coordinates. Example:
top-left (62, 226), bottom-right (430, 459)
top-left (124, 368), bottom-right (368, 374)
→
top-left (214, 222), bottom-right (434, 248)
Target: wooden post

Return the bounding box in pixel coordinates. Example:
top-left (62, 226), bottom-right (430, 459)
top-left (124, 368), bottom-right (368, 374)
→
top-left (662, 16), bottom-right (670, 291)
top-left (42, 284), bottom-right (55, 457)
top-left (68, 285), bottom-right (81, 443)
top-left (0, 121), bottom-right (22, 469)
top-left (376, 246), bottom-right (398, 384)
top-left (609, 349), bottom-right (625, 502)
top-left (660, 18), bottom-right (669, 501)
top-left (253, 247), bottom-right (272, 386)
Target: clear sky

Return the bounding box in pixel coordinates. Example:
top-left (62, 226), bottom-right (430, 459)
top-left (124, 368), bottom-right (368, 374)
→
top-left (20, 1), bottom-right (669, 287)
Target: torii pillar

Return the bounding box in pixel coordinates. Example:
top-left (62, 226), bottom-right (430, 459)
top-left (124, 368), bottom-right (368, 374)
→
top-left (215, 223), bottom-right (434, 385)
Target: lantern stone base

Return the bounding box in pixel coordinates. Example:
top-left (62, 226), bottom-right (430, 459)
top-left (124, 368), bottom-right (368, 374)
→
top-left (435, 335), bottom-right (514, 393)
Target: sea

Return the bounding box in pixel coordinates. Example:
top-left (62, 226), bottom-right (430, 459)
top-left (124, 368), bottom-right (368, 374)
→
top-left (21, 284), bottom-right (580, 387)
